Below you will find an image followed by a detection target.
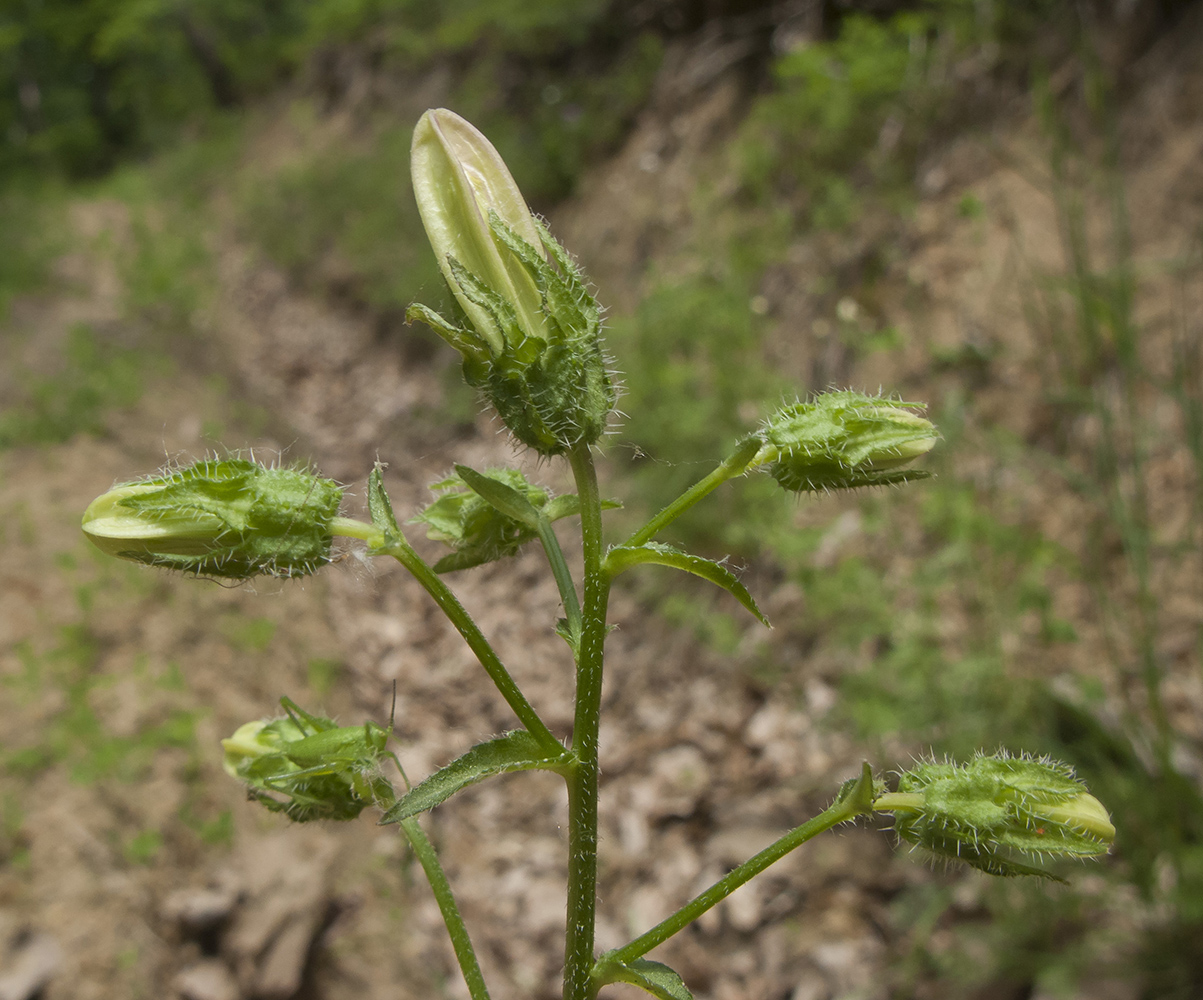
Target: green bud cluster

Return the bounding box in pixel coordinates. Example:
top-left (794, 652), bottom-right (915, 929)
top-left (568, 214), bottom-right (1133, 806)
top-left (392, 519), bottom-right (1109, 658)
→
top-left (408, 109), bottom-right (616, 456)
top-left (876, 752), bottom-right (1115, 879)
top-left (222, 699), bottom-right (395, 823)
top-left (81, 458), bottom-right (342, 580)
top-left (415, 468), bottom-right (550, 572)
top-left (753, 391), bottom-right (937, 492)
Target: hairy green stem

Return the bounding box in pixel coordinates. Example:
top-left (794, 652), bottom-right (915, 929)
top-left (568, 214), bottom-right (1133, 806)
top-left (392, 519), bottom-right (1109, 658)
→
top-left (600, 774), bottom-right (872, 974)
top-left (401, 817), bottom-right (493, 1000)
top-left (330, 516), bottom-right (383, 543)
top-left (564, 443), bottom-right (609, 1000)
top-left (379, 535), bottom-right (562, 756)
top-left (622, 436), bottom-right (762, 548)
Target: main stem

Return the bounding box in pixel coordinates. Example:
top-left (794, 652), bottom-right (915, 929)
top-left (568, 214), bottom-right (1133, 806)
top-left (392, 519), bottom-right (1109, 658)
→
top-left (564, 443), bottom-right (608, 1000)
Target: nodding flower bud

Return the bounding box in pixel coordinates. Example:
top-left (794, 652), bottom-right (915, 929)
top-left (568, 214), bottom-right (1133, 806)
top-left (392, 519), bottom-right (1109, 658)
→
top-left (82, 458), bottom-right (342, 580)
top-left (752, 391), bottom-right (937, 492)
top-left (414, 468), bottom-right (548, 573)
top-left (874, 752), bottom-right (1115, 880)
top-left (221, 699), bottom-right (395, 823)
top-left (407, 108), bottom-right (616, 456)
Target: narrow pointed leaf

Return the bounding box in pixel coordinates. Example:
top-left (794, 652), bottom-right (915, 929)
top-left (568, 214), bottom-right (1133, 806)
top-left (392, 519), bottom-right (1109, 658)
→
top-left (379, 730), bottom-right (572, 824)
top-left (368, 464), bottom-right (400, 537)
top-left (604, 959), bottom-right (693, 1000)
top-left (454, 465), bottom-right (542, 528)
top-left (604, 542), bottom-right (770, 627)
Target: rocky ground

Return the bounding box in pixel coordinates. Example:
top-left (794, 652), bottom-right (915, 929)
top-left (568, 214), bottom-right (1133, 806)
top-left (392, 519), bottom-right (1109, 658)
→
top-left (2, 9), bottom-right (1202, 1000)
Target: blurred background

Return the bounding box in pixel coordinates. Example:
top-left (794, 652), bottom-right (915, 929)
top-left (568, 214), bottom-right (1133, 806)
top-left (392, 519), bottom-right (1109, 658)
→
top-left (1, 1), bottom-right (1201, 998)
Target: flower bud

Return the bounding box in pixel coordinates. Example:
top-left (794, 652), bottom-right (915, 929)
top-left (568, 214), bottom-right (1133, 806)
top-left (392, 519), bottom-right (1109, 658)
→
top-left (414, 468), bottom-right (548, 573)
top-left (876, 752), bottom-right (1114, 880)
top-left (82, 458), bottom-right (342, 580)
top-left (222, 701), bottom-right (394, 823)
top-left (754, 391), bottom-right (937, 492)
top-left (408, 109), bottom-right (616, 455)
top-left (411, 108), bottom-right (547, 356)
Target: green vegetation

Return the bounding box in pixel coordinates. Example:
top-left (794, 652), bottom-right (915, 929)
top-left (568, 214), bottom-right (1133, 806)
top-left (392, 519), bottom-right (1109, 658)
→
top-left (0, 324), bottom-right (145, 450)
top-left (1, 0), bottom-right (1199, 996)
top-left (2, 624), bottom-right (196, 784)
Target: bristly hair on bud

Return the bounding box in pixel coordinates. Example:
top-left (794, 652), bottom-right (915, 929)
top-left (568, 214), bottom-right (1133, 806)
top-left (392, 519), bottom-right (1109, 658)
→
top-left (752, 390), bottom-right (938, 493)
top-left (874, 750), bottom-right (1115, 881)
top-left (407, 108), bottom-right (617, 456)
top-left (82, 457), bottom-right (343, 580)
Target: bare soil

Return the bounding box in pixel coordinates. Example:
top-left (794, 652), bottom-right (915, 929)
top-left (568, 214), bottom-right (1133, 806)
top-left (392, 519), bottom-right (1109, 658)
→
top-left (2, 13), bottom-right (1202, 1000)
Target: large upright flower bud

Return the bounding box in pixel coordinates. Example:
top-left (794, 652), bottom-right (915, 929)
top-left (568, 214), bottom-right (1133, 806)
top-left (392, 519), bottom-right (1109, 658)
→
top-left (407, 109), bottom-right (616, 456)
top-left (82, 458), bottom-right (342, 580)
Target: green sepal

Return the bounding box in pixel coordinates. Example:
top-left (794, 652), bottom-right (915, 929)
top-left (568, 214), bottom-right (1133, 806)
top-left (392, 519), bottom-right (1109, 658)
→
top-left (368, 464), bottom-right (400, 538)
top-left (405, 302), bottom-right (492, 363)
top-left (489, 212), bottom-right (599, 346)
top-left (378, 730), bottom-right (573, 824)
top-left (594, 957), bottom-right (693, 1000)
top-left (604, 542), bottom-right (770, 627)
top-left (455, 464), bottom-right (542, 528)
top-left (836, 761), bottom-right (884, 815)
top-left (447, 255), bottom-right (534, 365)
top-left (222, 697), bottom-right (395, 823)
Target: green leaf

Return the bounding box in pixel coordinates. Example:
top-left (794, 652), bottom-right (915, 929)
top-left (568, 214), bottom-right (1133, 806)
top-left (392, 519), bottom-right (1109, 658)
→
top-left (454, 464), bottom-right (542, 528)
top-left (604, 542), bottom-right (770, 627)
top-left (379, 730), bottom-right (572, 824)
top-left (602, 959), bottom-right (693, 1000)
top-left (368, 464), bottom-right (400, 536)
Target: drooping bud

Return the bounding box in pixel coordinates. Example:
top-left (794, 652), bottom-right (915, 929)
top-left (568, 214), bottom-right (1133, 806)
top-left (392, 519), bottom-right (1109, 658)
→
top-left (874, 752), bottom-right (1115, 880)
top-left (222, 699), bottom-right (395, 823)
top-left (82, 458), bottom-right (342, 580)
top-left (407, 108), bottom-right (617, 455)
top-left (753, 391), bottom-right (937, 492)
top-left (414, 467), bottom-right (549, 573)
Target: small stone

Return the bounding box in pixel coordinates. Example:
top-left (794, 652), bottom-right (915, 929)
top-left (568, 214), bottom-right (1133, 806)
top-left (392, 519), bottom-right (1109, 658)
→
top-left (0, 932), bottom-right (63, 1000)
top-left (163, 887), bottom-right (239, 937)
top-left (173, 959), bottom-right (239, 1000)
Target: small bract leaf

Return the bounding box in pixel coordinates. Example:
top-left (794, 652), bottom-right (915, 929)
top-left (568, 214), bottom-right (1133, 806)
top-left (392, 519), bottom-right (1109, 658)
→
top-left (379, 730), bottom-right (573, 824)
top-left (604, 542), bottom-right (770, 627)
top-left (599, 958), bottom-right (693, 1000)
top-left (368, 464), bottom-right (400, 537)
top-left (455, 464), bottom-right (542, 528)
